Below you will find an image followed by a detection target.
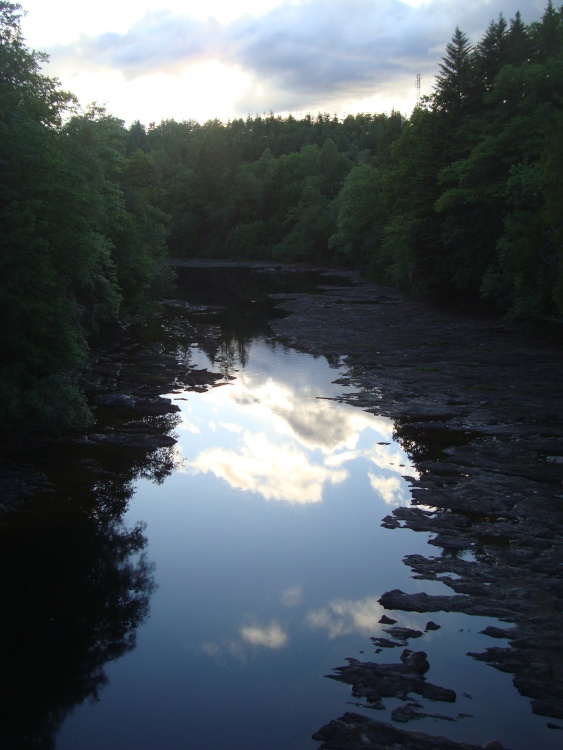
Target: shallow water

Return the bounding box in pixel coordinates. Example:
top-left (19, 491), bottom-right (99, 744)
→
top-left (3, 266), bottom-right (559, 750)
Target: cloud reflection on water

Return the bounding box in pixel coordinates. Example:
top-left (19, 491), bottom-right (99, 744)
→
top-left (368, 473), bottom-right (410, 506)
top-left (189, 431), bottom-right (347, 503)
top-left (280, 585), bottom-right (304, 607)
top-left (180, 346), bottom-right (418, 505)
top-left (306, 596), bottom-right (384, 638)
top-left (240, 621), bottom-right (289, 649)
top-left (198, 593), bottom-right (387, 663)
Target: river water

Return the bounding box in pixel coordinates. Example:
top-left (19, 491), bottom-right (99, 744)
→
top-left (1, 265), bottom-right (557, 750)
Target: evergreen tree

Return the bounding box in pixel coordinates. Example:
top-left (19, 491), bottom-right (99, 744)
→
top-left (475, 14), bottom-right (508, 93)
top-left (433, 27), bottom-right (476, 120)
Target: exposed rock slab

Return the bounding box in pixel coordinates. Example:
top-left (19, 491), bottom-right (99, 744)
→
top-left (313, 712), bottom-right (509, 750)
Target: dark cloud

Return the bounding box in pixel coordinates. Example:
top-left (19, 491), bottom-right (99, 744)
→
top-left (48, 0), bottom-right (548, 113)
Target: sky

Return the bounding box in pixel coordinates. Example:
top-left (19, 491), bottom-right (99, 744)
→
top-left (19, 0), bottom-right (546, 125)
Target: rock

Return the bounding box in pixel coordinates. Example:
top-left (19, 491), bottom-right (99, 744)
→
top-left (313, 712), bottom-right (505, 749)
top-left (370, 637), bottom-right (404, 648)
top-left (391, 703), bottom-right (420, 723)
top-left (326, 649), bottom-right (456, 709)
top-left (378, 615), bottom-right (397, 625)
top-left (379, 589), bottom-right (515, 620)
top-left (93, 393), bottom-right (137, 407)
top-left (383, 626), bottom-right (423, 640)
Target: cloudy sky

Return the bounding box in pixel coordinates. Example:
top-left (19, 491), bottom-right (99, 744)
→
top-left (20, 0), bottom-right (545, 125)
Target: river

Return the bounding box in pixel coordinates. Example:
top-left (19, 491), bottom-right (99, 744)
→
top-left (1, 264), bottom-right (560, 750)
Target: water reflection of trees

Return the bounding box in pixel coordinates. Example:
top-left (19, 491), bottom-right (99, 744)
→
top-left (0, 504), bottom-right (155, 750)
top-left (0, 431), bottom-right (179, 749)
top-left (392, 420), bottom-right (446, 464)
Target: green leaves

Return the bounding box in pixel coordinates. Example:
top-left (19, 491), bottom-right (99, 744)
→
top-left (377, 3), bottom-right (563, 321)
top-left (0, 7), bottom-right (171, 435)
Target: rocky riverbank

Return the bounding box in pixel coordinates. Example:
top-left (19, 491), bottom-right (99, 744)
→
top-left (0, 298), bottom-right (228, 512)
top-left (1, 262), bottom-right (562, 749)
top-left (265, 268), bottom-right (563, 747)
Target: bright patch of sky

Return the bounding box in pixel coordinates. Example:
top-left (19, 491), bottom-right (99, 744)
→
top-left (20, 0), bottom-right (546, 125)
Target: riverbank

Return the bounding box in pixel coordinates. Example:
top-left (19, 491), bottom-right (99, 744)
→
top-left (2, 261), bottom-right (562, 748)
top-left (263, 267), bottom-right (563, 744)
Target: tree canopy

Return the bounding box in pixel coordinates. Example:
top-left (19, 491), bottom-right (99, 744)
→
top-left (0, 3), bottom-right (171, 434)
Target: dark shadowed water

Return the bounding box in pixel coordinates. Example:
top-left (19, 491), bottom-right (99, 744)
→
top-left (1, 265), bottom-right (557, 750)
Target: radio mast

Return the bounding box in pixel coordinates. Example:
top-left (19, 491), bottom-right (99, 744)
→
top-left (415, 74), bottom-right (421, 106)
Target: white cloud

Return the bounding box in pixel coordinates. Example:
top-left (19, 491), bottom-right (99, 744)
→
top-left (187, 431), bottom-right (348, 503)
top-left (240, 621), bottom-right (289, 648)
top-left (368, 473), bottom-right (409, 506)
top-left (306, 595), bottom-right (384, 638)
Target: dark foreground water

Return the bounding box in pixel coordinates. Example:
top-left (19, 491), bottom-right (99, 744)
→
top-left (1, 265), bottom-right (557, 750)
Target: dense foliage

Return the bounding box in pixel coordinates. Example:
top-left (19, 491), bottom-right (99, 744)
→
top-left (145, 2), bottom-right (562, 325)
top-left (0, 3), bottom-right (171, 434)
top-left (1, 2), bottom-right (561, 434)
top-left (144, 112), bottom-right (404, 262)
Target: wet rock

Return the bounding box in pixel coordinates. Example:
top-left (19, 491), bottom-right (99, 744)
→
top-left (531, 700), bottom-right (563, 720)
top-left (391, 701), bottom-right (456, 723)
top-left (381, 514), bottom-right (401, 529)
top-left (383, 626), bottom-right (423, 641)
top-left (480, 626), bottom-right (513, 639)
top-left (370, 637), bottom-right (404, 648)
top-left (313, 712), bottom-right (508, 749)
top-left (379, 589), bottom-right (517, 620)
top-left (93, 393), bottom-right (137, 408)
top-left (378, 615), bottom-right (397, 625)
top-left (326, 649), bottom-right (456, 709)
top-left (391, 702), bottom-right (423, 723)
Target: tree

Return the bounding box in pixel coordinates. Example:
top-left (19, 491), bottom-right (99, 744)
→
top-left (433, 26), bottom-right (476, 120)
top-left (505, 11), bottom-right (531, 66)
top-left (0, 3), bottom-right (90, 431)
top-left (475, 14), bottom-right (508, 93)
top-left (329, 164), bottom-right (387, 273)
top-left (0, 5), bottom-right (171, 435)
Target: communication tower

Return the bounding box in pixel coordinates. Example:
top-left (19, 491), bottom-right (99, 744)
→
top-left (416, 74), bottom-right (421, 106)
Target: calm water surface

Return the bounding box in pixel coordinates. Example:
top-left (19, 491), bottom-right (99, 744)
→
top-left (4, 266), bottom-right (557, 750)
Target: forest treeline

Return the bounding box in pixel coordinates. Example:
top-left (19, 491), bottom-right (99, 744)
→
top-left (1, 1), bottom-right (562, 435)
top-left (143, 2), bottom-right (562, 321)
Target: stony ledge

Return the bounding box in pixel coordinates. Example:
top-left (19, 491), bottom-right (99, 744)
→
top-left (267, 269), bottom-right (563, 749)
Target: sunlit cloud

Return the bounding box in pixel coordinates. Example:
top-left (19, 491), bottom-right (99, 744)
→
top-left (324, 450), bottom-right (360, 468)
top-left (228, 373), bottom-right (393, 454)
top-left (212, 421), bottom-right (244, 434)
top-left (306, 595), bottom-right (384, 638)
top-left (187, 431), bottom-right (348, 503)
top-left (240, 621), bottom-right (288, 648)
top-left (253, 380), bottom-right (294, 412)
top-left (368, 473), bottom-right (409, 507)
